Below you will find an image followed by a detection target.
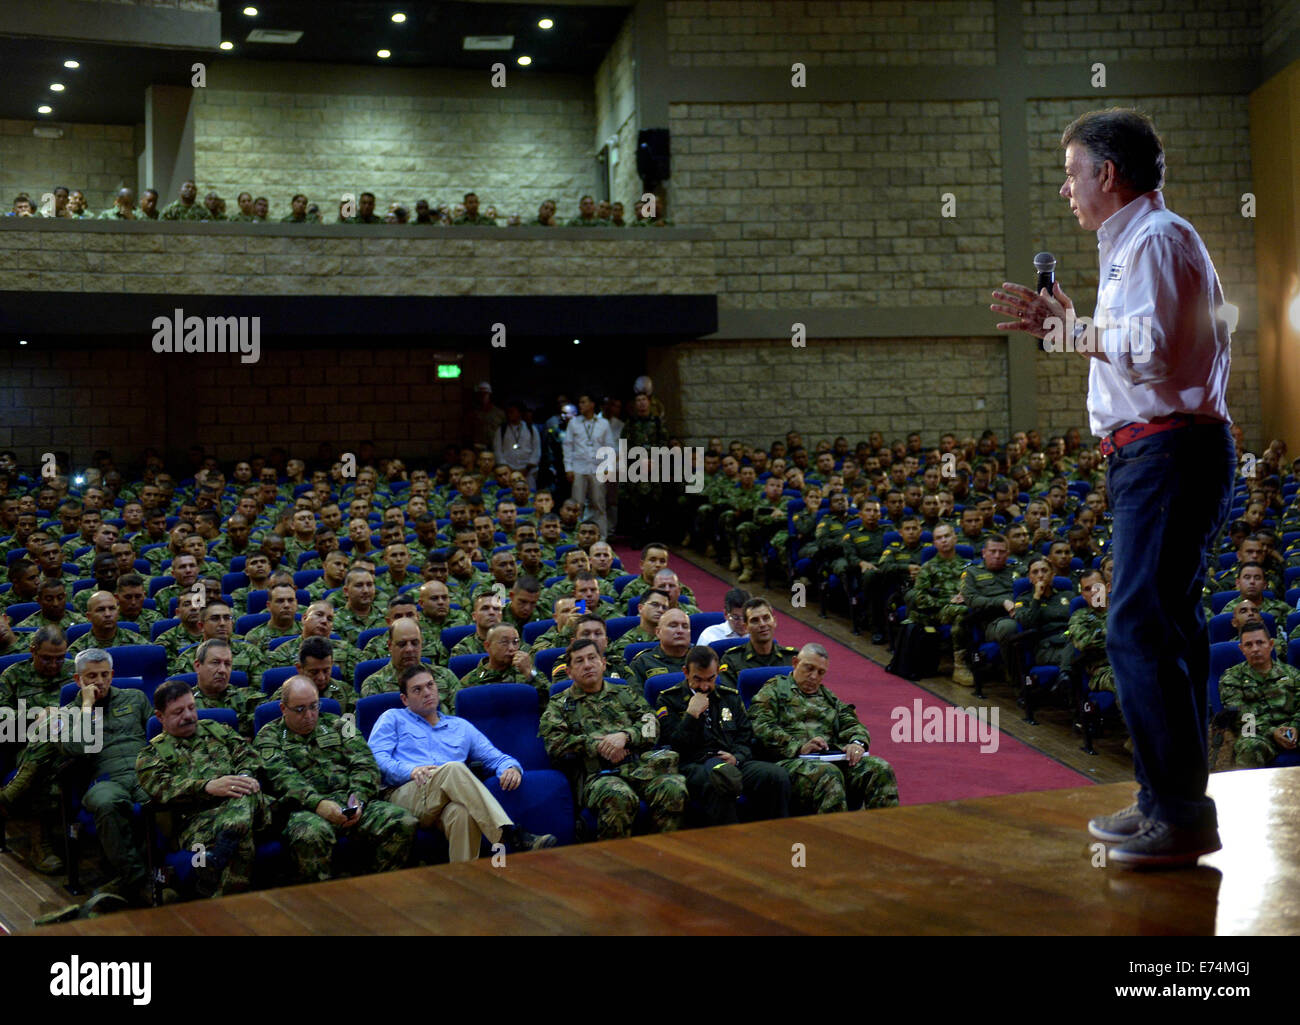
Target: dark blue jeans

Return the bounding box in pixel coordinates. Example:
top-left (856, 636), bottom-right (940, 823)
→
top-left (1105, 422), bottom-right (1234, 830)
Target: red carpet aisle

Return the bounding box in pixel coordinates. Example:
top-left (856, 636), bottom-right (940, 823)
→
top-left (614, 545), bottom-right (1093, 804)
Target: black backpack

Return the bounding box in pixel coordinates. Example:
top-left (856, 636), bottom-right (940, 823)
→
top-left (886, 622), bottom-right (939, 680)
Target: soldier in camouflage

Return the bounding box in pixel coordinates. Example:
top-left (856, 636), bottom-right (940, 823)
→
top-left (941, 534), bottom-right (1017, 687)
top-left (734, 475), bottom-right (793, 583)
top-left (458, 623), bottom-right (550, 709)
top-left (626, 608), bottom-right (693, 697)
top-left (1215, 620), bottom-right (1300, 769)
top-left (749, 644), bottom-right (899, 813)
top-left (136, 680), bottom-right (272, 897)
top-left (549, 614), bottom-right (631, 683)
top-left (717, 599), bottom-right (798, 689)
top-left (188, 638), bottom-right (264, 738)
top-left (255, 676), bottom-right (416, 882)
top-left (539, 637), bottom-right (687, 839)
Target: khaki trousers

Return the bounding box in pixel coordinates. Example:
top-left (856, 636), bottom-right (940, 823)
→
top-left (389, 761), bottom-right (513, 863)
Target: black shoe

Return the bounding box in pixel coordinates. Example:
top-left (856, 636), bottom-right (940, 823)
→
top-left (1087, 802), bottom-right (1146, 842)
top-left (871, 632), bottom-right (885, 645)
top-left (194, 826), bottom-right (244, 898)
top-left (504, 826), bottom-right (557, 852)
top-left (1107, 819), bottom-right (1221, 868)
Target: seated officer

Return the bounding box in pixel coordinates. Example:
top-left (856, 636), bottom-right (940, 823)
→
top-left (1214, 620), bottom-right (1300, 769)
top-left (941, 534), bottom-right (1017, 687)
top-left (717, 598), bottom-right (798, 689)
top-left (188, 638), bottom-right (263, 738)
top-left (550, 613), bottom-right (630, 682)
top-left (458, 623), bottom-right (549, 708)
top-left (627, 607), bottom-right (693, 696)
top-left (135, 680), bottom-right (271, 897)
top-left (540, 637), bottom-right (687, 840)
top-left (749, 643), bottom-right (899, 814)
top-left (656, 645), bottom-right (790, 826)
top-left (254, 676), bottom-right (417, 883)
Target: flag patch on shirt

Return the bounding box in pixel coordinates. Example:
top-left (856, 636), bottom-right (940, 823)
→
top-left (1107, 264), bottom-right (1124, 281)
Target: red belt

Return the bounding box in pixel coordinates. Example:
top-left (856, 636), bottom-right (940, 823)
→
top-left (1099, 414), bottom-right (1225, 456)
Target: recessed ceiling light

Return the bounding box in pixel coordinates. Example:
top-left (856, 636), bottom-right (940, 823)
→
top-left (220, 40), bottom-right (234, 50)
top-left (377, 49), bottom-right (391, 58)
top-left (517, 55), bottom-right (532, 66)
top-left (50, 83), bottom-right (65, 92)
top-left (63, 59), bottom-right (79, 69)
top-left (391, 12), bottom-right (406, 23)
top-left (242, 6), bottom-right (258, 16)
top-left (37, 105), bottom-right (52, 115)
top-left (19, 340), bottom-right (28, 346)
top-left (538, 18), bottom-right (554, 29)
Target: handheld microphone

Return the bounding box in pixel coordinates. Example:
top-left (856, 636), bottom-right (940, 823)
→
top-left (1034, 252), bottom-right (1056, 297)
top-left (1033, 253), bottom-right (1057, 353)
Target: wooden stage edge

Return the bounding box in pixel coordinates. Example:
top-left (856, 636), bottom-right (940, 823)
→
top-left (32, 768), bottom-right (1300, 936)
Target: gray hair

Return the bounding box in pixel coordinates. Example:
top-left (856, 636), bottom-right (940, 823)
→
top-left (798, 643), bottom-right (829, 661)
top-left (74, 648), bottom-right (114, 673)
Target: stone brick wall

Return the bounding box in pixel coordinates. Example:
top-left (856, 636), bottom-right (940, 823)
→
top-left (666, 0), bottom-right (997, 66)
top-left (0, 344), bottom-right (483, 467)
top-left (0, 221), bottom-right (719, 296)
top-left (1022, 0), bottom-right (1260, 64)
top-left (669, 336), bottom-right (1012, 444)
top-left (1262, 0), bottom-right (1300, 55)
top-left (669, 99), bottom-right (1003, 310)
top-left (595, 9), bottom-right (642, 209)
top-left (1027, 95), bottom-right (1259, 445)
top-left (192, 83), bottom-right (599, 226)
top-left (0, 120), bottom-right (137, 216)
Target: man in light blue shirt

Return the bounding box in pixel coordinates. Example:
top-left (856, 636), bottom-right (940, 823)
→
top-left (367, 663), bottom-right (556, 861)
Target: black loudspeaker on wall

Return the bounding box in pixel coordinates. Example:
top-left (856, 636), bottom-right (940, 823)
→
top-left (636, 129), bottom-right (671, 184)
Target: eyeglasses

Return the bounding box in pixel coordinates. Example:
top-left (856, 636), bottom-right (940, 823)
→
top-left (287, 702), bottom-right (320, 715)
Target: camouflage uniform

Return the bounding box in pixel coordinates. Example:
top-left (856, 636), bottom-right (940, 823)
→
top-left (626, 645), bottom-right (687, 697)
top-left (253, 712), bottom-right (416, 882)
top-left (0, 661), bottom-right (77, 820)
top-left (619, 576), bottom-right (695, 613)
top-left (870, 540), bottom-right (927, 630)
top-left (718, 485), bottom-right (768, 564)
top-left (1067, 606), bottom-right (1115, 693)
top-left (549, 648), bottom-right (629, 683)
top-left (160, 201), bottom-right (211, 223)
top-left (155, 624), bottom-right (205, 667)
top-left (539, 682), bottom-right (686, 839)
top-left (1216, 660), bottom-right (1300, 768)
top-left (361, 628), bottom-right (446, 667)
top-left (459, 659), bottom-right (550, 709)
top-left (749, 673), bottom-right (899, 813)
top-left (268, 677), bottom-right (358, 716)
top-left (134, 720), bottom-right (271, 896)
top-left (606, 624), bottom-right (653, 660)
top-left (332, 605), bottom-right (388, 647)
top-left (717, 640), bottom-right (797, 689)
top-left (450, 632), bottom-right (488, 658)
top-left (905, 555), bottom-right (966, 626)
top-left (16, 609), bottom-right (86, 631)
top-left (191, 684), bottom-right (264, 738)
top-left (529, 625), bottom-right (575, 655)
top-left (67, 627), bottom-right (141, 654)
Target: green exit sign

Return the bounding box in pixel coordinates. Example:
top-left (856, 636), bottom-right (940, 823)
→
top-left (437, 364), bottom-right (462, 379)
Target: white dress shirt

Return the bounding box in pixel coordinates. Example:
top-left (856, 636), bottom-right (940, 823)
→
top-left (697, 621), bottom-right (745, 647)
top-left (1085, 191), bottom-right (1232, 437)
top-left (562, 413), bottom-right (616, 475)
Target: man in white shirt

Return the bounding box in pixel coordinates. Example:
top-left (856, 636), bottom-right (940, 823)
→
top-left (563, 394), bottom-right (616, 538)
top-left (697, 587), bottom-right (751, 647)
top-left (992, 108), bottom-right (1233, 868)
top-left (493, 401), bottom-right (541, 489)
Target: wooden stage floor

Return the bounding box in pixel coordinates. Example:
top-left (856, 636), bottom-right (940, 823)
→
top-left (32, 768), bottom-right (1300, 936)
